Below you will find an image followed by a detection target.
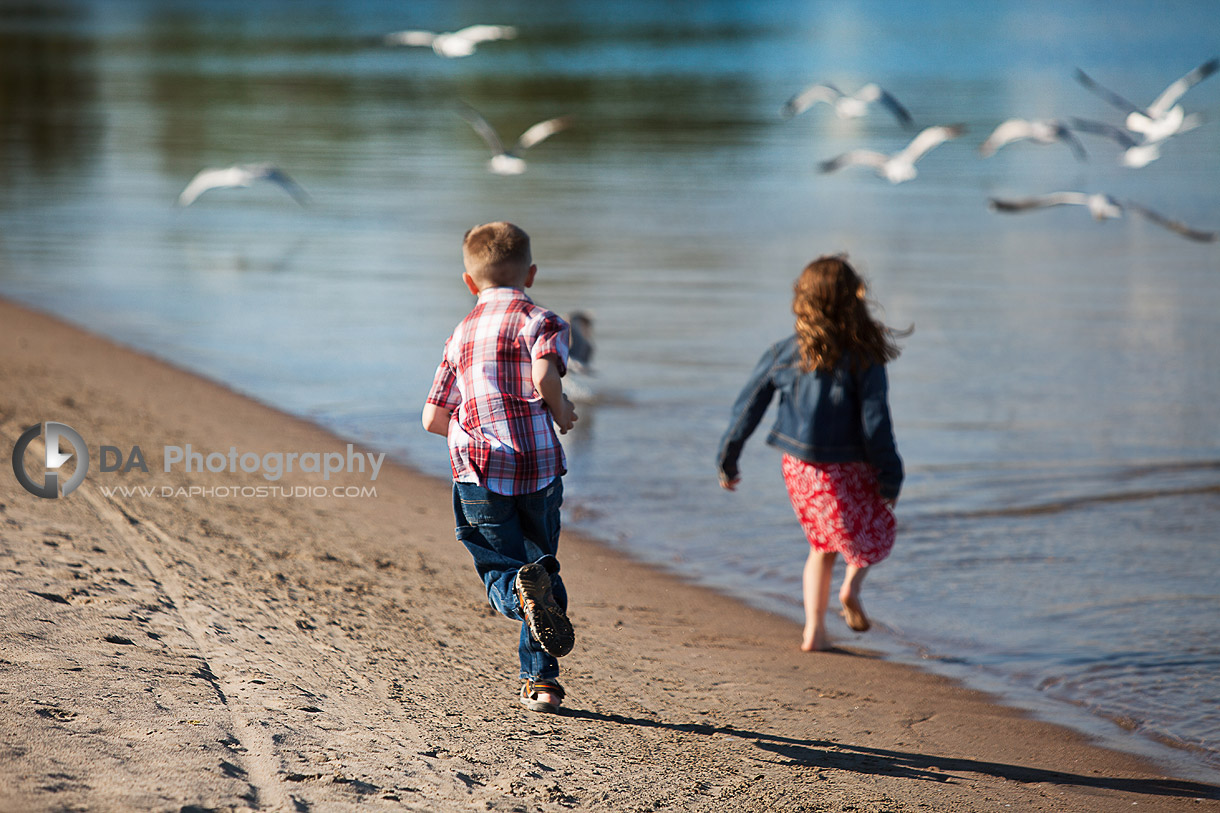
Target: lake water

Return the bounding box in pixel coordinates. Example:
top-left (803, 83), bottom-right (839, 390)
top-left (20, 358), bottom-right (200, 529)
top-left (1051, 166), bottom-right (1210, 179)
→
top-left (2, 0), bottom-right (1218, 783)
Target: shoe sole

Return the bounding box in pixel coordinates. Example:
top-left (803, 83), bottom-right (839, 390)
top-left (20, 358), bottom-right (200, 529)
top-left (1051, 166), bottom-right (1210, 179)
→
top-left (516, 564), bottom-right (575, 657)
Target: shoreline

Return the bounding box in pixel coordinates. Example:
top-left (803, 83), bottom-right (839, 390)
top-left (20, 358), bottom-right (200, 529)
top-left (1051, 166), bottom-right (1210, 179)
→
top-left (2, 295), bottom-right (1218, 812)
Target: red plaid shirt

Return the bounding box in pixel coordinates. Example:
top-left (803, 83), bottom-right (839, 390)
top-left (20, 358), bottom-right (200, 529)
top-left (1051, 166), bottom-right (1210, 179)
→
top-left (426, 287), bottom-right (570, 495)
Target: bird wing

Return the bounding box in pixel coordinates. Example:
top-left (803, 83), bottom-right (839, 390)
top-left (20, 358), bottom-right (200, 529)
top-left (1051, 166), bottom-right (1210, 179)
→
top-left (1147, 57), bottom-right (1219, 117)
top-left (451, 24), bottom-right (518, 44)
top-left (1124, 201), bottom-right (1217, 243)
top-left (515, 116), bottom-right (572, 153)
top-left (854, 83), bottom-right (914, 128)
top-left (456, 103), bottom-right (505, 155)
top-left (1055, 122), bottom-right (1090, 162)
top-left (1069, 117), bottom-right (1138, 148)
top-left (1178, 112), bottom-right (1205, 134)
top-left (259, 166), bottom-right (311, 206)
top-left (780, 83), bottom-right (841, 118)
top-left (979, 119), bottom-right (1034, 156)
top-left (1074, 68), bottom-right (1142, 115)
top-left (384, 30), bottom-right (437, 47)
top-left (896, 124), bottom-right (964, 164)
top-left (988, 192), bottom-right (1090, 212)
top-left (818, 150), bottom-right (888, 173)
top-left (176, 166), bottom-right (251, 207)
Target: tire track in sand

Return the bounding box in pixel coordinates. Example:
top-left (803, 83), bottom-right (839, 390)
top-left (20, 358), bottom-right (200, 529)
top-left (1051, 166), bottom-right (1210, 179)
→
top-left (76, 486), bottom-right (297, 812)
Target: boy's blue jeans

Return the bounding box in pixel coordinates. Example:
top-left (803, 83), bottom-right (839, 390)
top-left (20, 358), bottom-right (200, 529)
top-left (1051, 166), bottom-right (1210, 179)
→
top-left (452, 476), bottom-right (567, 681)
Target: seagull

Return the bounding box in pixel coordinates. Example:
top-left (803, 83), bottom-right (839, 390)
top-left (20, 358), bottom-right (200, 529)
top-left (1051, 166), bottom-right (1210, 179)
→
top-left (781, 82), bottom-right (914, 128)
top-left (989, 192), bottom-right (1216, 243)
top-left (1068, 118), bottom-right (1200, 168)
top-left (384, 24), bottom-right (516, 58)
top-left (567, 311), bottom-right (594, 374)
top-left (818, 124), bottom-right (965, 183)
top-left (563, 311), bottom-right (596, 403)
top-left (1075, 58), bottom-right (1218, 142)
top-left (457, 103), bottom-right (572, 176)
top-left (979, 118), bottom-right (1087, 161)
top-left (176, 163), bottom-right (310, 207)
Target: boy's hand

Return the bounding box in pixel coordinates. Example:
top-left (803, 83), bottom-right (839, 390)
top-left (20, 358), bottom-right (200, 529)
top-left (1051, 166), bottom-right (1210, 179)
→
top-left (553, 394), bottom-right (578, 434)
top-left (532, 355), bottom-right (578, 433)
top-left (718, 471), bottom-right (740, 491)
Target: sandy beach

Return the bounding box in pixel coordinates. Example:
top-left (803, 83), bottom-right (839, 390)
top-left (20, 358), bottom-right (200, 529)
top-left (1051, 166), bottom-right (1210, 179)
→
top-left (1, 295), bottom-right (1216, 813)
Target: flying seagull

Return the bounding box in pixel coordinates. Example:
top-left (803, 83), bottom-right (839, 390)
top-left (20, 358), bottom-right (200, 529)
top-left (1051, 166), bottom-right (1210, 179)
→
top-left (979, 118), bottom-right (1087, 161)
top-left (781, 82), bottom-right (914, 128)
top-left (989, 192), bottom-right (1216, 243)
top-left (1068, 118), bottom-right (1201, 168)
top-left (818, 124), bottom-right (965, 183)
top-left (1075, 58), bottom-right (1218, 142)
top-left (176, 163), bottom-right (310, 207)
top-left (457, 103), bottom-right (572, 176)
top-left (384, 24), bottom-right (517, 58)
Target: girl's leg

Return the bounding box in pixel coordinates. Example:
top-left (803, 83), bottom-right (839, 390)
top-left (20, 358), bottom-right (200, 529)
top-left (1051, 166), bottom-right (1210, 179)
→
top-left (839, 563), bottom-right (871, 632)
top-left (802, 549), bottom-right (837, 651)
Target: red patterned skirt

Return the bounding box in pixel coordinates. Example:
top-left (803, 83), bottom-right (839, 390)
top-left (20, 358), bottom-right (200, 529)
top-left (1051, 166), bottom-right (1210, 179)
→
top-left (781, 454), bottom-right (895, 568)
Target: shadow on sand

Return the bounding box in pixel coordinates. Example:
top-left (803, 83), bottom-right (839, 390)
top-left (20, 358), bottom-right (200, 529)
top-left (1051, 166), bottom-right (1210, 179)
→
top-left (561, 708), bottom-right (1220, 801)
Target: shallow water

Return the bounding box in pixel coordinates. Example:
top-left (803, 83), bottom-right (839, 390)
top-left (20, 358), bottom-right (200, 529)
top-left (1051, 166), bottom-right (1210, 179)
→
top-left (2, 0), bottom-right (1218, 782)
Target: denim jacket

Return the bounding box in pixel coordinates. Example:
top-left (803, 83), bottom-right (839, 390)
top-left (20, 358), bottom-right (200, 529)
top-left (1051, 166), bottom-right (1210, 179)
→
top-left (717, 335), bottom-right (903, 500)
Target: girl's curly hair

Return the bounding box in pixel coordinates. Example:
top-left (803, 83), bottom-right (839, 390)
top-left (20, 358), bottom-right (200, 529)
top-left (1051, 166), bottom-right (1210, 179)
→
top-left (793, 255), bottom-right (903, 373)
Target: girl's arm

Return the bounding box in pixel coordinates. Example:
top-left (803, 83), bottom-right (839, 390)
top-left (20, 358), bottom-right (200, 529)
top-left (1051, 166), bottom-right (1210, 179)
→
top-left (858, 364), bottom-right (903, 501)
top-left (717, 345), bottom-right (779, 488)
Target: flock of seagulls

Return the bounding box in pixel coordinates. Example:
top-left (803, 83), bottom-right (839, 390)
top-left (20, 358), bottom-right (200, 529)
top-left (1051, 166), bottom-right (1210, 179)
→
top-left (989, 58), bottom-right (1218, 242)
top-left (784, 59), bottom-right (1216, 242)
top-left (173, 28), bottom-right (1217, 244)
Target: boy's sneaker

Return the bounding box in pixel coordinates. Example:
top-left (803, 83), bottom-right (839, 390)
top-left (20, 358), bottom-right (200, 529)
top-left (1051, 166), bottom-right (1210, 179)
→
top-left (514, 563), bottom-right (575, 657)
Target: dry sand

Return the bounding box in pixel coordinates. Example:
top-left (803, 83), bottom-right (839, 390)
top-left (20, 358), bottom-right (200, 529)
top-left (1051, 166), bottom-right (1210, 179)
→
top-left (1, 296), bottom-right (1217, 812)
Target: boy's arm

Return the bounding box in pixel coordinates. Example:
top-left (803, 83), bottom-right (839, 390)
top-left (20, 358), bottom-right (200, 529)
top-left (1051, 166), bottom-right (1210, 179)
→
top-left (421, 403), bottom-right (452, 436)
top-left (423, 352), bottom-right (459, 437)
top-left (531, 354), bottom-right (577, 434)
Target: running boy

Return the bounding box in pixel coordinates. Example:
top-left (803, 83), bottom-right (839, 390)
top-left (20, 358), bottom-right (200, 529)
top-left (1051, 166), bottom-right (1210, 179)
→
top-left (422, 221), bottom-right (578, 713)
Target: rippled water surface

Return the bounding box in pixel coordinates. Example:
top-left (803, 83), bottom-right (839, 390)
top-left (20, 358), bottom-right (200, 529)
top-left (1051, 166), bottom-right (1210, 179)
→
top-left (2, 0), bottom-right (1218, 781)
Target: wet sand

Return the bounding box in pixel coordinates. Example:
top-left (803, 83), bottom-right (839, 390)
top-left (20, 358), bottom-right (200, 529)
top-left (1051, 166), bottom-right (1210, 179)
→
top-left (2, 296), bottom-right (1217, 812)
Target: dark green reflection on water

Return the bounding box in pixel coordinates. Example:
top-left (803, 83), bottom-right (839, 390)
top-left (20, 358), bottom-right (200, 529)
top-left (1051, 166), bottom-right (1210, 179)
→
top-left (0, 4), bottom-right (100, 192)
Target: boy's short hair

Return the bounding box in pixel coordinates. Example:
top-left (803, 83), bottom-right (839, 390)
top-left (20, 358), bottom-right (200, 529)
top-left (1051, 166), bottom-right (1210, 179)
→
top-left (462, 221), bottom-right (532, 288)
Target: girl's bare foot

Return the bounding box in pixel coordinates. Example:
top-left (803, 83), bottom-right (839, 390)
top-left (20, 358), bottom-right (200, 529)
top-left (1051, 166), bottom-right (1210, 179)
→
top-left (840, 593), bottom-right (870, 632)
top-left (801, 627), bottom-right (830, 651)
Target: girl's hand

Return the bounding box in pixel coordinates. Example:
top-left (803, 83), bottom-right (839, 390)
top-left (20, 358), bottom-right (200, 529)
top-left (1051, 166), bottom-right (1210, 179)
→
top-left (718, 471), bottom-right (740, 491)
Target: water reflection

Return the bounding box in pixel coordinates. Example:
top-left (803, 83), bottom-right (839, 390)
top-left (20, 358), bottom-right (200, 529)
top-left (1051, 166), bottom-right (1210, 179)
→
top-left (0, 4), bottom-right (101, 195)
